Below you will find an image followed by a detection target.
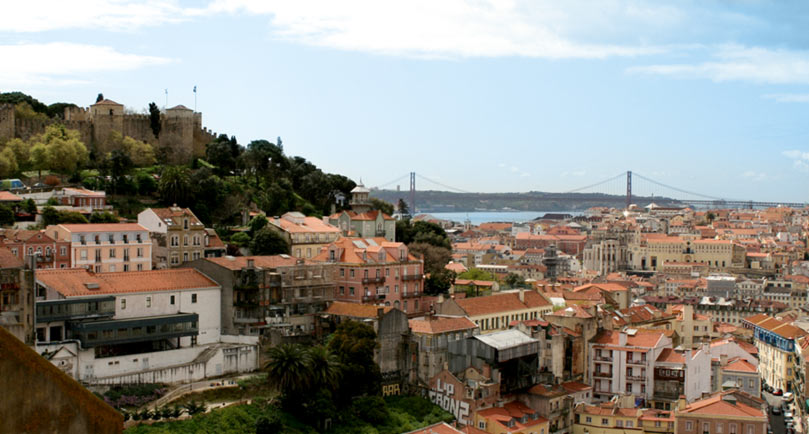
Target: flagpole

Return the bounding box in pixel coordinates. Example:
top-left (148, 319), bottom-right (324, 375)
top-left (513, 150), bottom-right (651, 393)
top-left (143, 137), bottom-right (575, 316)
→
top-left (164, 89), bottom-right (168, 109)
top-left (194, 86), bottom-right (197, 112)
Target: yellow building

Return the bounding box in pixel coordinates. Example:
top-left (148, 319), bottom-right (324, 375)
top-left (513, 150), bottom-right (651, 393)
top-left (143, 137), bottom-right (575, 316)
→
top-left (436, 289), bottom-right (553, 334)
top-left (628, 235), bottom-right (745, 272)
top-left (746, 313), bottom-right (806, 392)
top-left (474, 401), bottom-right (550, 434)
top-left (267, 212), bottom-right (341, 259)
top-left (573, 399), bottom-right (642, 434)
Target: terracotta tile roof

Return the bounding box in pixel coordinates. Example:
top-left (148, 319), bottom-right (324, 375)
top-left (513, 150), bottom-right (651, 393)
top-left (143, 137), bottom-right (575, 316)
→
top-left (36, 268), bottom-right (219, 297)
top-left (456, 291), bottom-right (550, 317)
top-left (0, 247), bottom-right (23, 268)
top-left (722, 358), bottom-right (757, 373)
top-left (56, 223), bottom-right (148, 233)
top-left (0, 191), bottom-right (23, 201)
top-left (273, 214), bottom-right (340, 234)
top-left (477, 401), bottom-right (548, 432)
top-left (93, 99), bottom-right (121, 106)
top-left (591, 329), bottom-right (666, 348)
top-left (640, 409), bottom-right (674, 422)
top-left (205, 255), bottom-right (302, 270)
top-left (204, 229), bottom-right (226, 249)
top-left (574, 283), bottom-right (629, 293)
top-left (547, 304), bottom-right (593, 319)
top-left (445, 262), bottom-right (468, 273)
top-left (331, 209), bottom-right (394, 221)
top-left (710, 337), bottom-right (758, 355)
top-left (454, 279), bottom-right (494, 287)
top-left (656, 348), bottom-right (685, 364)
top-left (312, 237), bottom-right (417, 264)
top-left (323, 301), bottom-right (392, 319)
top-left (561, 381), bottom-right (592, 393)
top-left (409, 316), bottom-right (477, 334)
top-left (150, 207), bottom-right (203, 226)
top-left (62, 187), bottom-right (105, 197)
top-left (680, 391), bottom-right (765, 418)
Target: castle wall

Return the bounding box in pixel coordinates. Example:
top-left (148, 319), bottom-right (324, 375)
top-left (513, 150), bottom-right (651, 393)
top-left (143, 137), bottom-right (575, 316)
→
top-left (0, 104), bottom-right (14, 143)
top-left (2, 101), bottom-right (215, 164)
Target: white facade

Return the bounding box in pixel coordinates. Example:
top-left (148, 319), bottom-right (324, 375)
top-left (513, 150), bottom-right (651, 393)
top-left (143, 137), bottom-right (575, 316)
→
top-left (137, 209), bottom-right (169, 234)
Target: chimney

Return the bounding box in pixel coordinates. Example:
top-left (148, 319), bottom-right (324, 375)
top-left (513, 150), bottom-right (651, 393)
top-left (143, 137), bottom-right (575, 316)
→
top-left (519, 288), bottom-right (525, 303)
top-left (619, 331), bottom-right (627, 346)
top-left (677, 396), bottom-right (687, 411)
top-left (720, 354), bottom-right (727, 366)
top-left (246, 259), bottom-right (255, 269)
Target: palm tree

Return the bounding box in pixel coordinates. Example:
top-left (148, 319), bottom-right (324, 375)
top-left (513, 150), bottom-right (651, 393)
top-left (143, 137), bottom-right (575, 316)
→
top-left (157, 166), bottom-right (192, 206)
top-left (264, 344), bottom-right (310, 398)
top-left (306, 345), bottom-right (342, 391)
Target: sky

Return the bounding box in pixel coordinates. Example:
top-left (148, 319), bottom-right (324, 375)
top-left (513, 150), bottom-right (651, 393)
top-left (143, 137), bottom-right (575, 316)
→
top-left (2, 1), bottom-right (809, 202)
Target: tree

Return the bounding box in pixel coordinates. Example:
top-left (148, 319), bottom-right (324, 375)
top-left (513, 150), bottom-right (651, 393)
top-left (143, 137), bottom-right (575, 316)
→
top-left (397, 220), bottom-right (450, 249)
top-left (328, 320), bottom-right (381, 399)
top-left (4, 138), bottom-right (29, 171)
top-left (248, 215), bottom-right (268, 234)
top-left (0, 204), bottom-right (14, 226)
top-left (28, 124), bottom-right (88, 179)
top-left (90, 212), bottom-right (118, 223)
top-left (206, 134), bottom-right (241, 176)
top-left (148, 102), bottom-right (161, 139)
top-left (23, 199), bottom-right (36, 214)
top-left (255, 414), bottom-right (282, 434)
top-left (457, 268), bottom-right (495, 281)
top-left (103, 149), bottom-right (133, 195)
top-left (370, 198), bottom-right (394, 216)
top-left (135, 172), bottom-right (157, 195)
top-left (250, 227), bottom-right (290, 255)
top-left (505, 272), bottom-right (526, 288)
top-left (230, 232), bottom-right (251, 247)
top-left (425, 268), bottom-right (455, 295)
top-left (306, 345), bottom-right (342, 391)
top-left (158, 166), bottom-right (192, 206)
top-left (397, 198), bottom-right (410, 218)
top-left (96, 93), bottom-right (104, 103)
top-left (106, 132), bottom-right (155, 167)
top-left (408, 242), bottom-right (451, 276)
top-left (0, 147), bottom-right (18, 178)
top-left (264, 344), bottom-right (310, 408)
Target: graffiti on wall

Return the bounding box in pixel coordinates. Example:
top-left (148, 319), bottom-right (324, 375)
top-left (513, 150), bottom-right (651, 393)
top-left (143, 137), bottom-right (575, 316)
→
top-left (428, 378), bottom-right (470, 424)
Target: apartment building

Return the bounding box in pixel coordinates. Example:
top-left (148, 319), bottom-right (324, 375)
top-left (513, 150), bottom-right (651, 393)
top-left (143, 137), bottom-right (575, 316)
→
top-left (0, 229), bottom-right (71, 269)
top-left (47, 223), bottom-right (152, 273)
top-left (651, 347), bottom-right (712, 410)
top-left (474, 401), bottom-right (550, 434)
top-left (409, 315), bottom-right (479, 385)
top-left (267, 211), bottom-right (341, 259)
top-left (33, 268), bottom-right (258, 385)
top-left (628, 236), bottom-right (745, 272)
top-left (189, 255), bottom-right (335, 336)
top-left (674, 391), bottom-right (767, 434)
top-left (588, 329), bottom-right (673, 402)
top-left (573, 400), bottom-right (642, 434)
top-left (746, 313), bottom-right (806, 392)
top-left (0, 247), bottom-right (33, 344)
top-left (328, 184), bottom-right (395, 241)
top-left (53, 187), bottom-right (107, 210)
top-left (437, 289), bottom-right (553, 334)
top-left (312, 237), bottom-right (427, 315)
top-left (138, 206), bottom-right (207, 268)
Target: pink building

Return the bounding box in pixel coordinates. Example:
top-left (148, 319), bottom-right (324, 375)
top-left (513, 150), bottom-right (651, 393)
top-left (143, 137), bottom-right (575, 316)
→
top-left (46, 223), bottom-right (152, 273)
top-left (312, 237), bottom-right (427, 315)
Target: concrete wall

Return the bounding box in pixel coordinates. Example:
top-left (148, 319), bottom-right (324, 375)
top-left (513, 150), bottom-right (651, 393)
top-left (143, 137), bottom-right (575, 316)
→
top-left (0, 326), bottom-right (123, 434)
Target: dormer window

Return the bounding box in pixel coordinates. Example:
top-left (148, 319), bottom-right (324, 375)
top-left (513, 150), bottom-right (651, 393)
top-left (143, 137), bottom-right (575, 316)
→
top-left (329, 250), bottom-right (335, 261)
top-left (184, 218), bottom-right (189, 230)
top-left (94, 235), bottom-right (100, 244)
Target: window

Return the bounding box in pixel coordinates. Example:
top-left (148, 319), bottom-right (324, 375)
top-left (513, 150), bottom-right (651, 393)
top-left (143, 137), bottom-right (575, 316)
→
top-left (339, 286), bottom-right (345, 295)
top-left (137, 248), bottom-right (143, 258)
top-left (171, 255), bottom-right (179, 265)
top-left (121, 299), bottom-right (126, 310)
top-left (191, 293), bottom-right (197, 303)
top-left (478, 421), bottom-right (486, 429)
top-left (184, 218), bottom-right (189, 229)
top-left (80, 250), bottom-right (87, 260)
top-left (109, 265), bottom-right (116, 272)
top-left (183, 235), bottom-right (188, 246)
top-left (137, 264), bottom-right (143, 271)
top-left (349, 287), bottom-right (355, 295)
top-left (617, 420), bottom-right (623, 427)
top-left (626, 421), bottom-right (633, 428)
top-left (716, 423), bottom-right (722, 434)
top-left (602, 418), bottom-right (608, 425)
top-left (109, 249), bottom-right (116, 258)
top-left (586, 417), bottom-right (592, 423)
top-left (170, 295), bottom-right (175, 305)
top-left (123, 264), bottom-right (129, 272)
top-left (703, 422), bottom-right (710, 434)
top-left (350, 269), bottom-right (355, 278)
top-left (146, 296), bottom-right (151, 307)
top-left (171, 236), bottom-right (179, 247)
top-left (340, 268), bottom-right (345, 277)
top-left (746, 427), bottom-right (752, 434)
top-left (183, 252), bottom-right (189, 262)
top-left (686, 421), bottom-right (693, 431)
top-left (729, 424), bottom-right (736, 434)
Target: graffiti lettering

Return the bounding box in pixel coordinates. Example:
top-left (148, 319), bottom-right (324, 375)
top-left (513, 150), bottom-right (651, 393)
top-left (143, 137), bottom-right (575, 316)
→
top-left (428, 378), bottom-right (470, 424)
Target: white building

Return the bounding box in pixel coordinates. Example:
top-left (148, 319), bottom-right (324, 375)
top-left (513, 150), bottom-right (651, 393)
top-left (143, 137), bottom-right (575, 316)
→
top-left (588, 329), bottom-right (672, 402)
top-left (33, 268), bottom-right (257, 385)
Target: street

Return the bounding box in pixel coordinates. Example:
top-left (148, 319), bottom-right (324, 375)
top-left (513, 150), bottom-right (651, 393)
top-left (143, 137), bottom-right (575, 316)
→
top-left (762, 390), bottom-right (788, 434)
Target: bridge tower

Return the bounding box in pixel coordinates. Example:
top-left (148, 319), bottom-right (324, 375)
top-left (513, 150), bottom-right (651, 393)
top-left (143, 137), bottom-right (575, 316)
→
top-left (409, 172), bottom-right (416, 215)
top-left (625, 171), bottom-right (632, 209)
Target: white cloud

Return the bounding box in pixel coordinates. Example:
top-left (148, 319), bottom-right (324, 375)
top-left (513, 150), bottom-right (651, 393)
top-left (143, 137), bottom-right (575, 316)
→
top-left (763, 93), bottom-right (809, 103)
top-left (782, 150), bottom-right (809, 172)
top-left (0, 43), bottom-right (172, 86)
top-left (742, 171), bottom-right (767, 182)
top-left (205, 0), bottom-right (665, 59)
top-left (1, 1), bottom-right (198, 32)
top-left (629, 45), bottom-right (809, 84)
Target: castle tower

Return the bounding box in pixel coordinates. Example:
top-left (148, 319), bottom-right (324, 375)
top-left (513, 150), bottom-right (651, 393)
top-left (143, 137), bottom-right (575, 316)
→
top-left (0, 104), bottom-right (15, 142)
top-left (160, 105), bottom-right (196, 164)
top-left (89, 99), bottom-right (124, 155)
top-left (349, 183), bottom-right (372, 213)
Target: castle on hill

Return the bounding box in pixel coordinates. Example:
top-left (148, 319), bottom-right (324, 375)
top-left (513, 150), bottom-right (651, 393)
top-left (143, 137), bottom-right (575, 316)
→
top-left (0, 98), bottom-right (218, 164)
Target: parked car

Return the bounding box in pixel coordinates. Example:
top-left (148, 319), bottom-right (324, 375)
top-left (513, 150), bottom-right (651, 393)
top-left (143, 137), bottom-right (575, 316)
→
top-left (784, 392), bottom-right (794, 401)
top-left (772, 407), bottom-right (782, 415)
top-left (774, 389), bottom-right (784, 396)
top-left (785, 411), bottom-right (793, 419)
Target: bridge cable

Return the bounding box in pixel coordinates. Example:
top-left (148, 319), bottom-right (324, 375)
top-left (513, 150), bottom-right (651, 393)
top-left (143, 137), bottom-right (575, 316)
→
top-left (563, 172), bottom-right (626, 194)
top-left (632, 172), bottom-right (726, 201)
top-left (373, 173), bottom-right (410, 189)
top-left (416, 174), bottom-right (473, 194)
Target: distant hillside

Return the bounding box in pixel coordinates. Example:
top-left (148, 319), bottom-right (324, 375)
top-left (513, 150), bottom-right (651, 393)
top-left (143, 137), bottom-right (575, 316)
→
top-left (371, 189), bottom-right (681, 213)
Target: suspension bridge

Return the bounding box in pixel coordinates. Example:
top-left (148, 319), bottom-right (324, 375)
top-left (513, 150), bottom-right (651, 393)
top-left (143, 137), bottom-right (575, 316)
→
top-left (372, 171), bottom-right (807, 212)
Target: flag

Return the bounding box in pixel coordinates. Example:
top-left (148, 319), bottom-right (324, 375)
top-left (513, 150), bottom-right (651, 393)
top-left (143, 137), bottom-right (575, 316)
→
top-left (193, 86), bottom-right (197, 93)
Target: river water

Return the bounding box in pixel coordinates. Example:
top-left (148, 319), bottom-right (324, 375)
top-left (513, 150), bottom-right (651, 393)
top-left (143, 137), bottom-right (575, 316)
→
top-left (426, 211), bottom-right (584, 226)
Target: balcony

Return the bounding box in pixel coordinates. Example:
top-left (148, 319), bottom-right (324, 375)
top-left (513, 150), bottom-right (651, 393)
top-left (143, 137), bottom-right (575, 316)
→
top-left (362, 276), bottom-right (386, 285)
top-left (627, 374), bottom-right (646, 381)
top-left (37, 297), bottom-right (116, 323)
top-left (594, 387), bottom-right (613, 394)
top-left (362, 295), bottom-right (374, 302)
top-left (402, 291), bottom-right (420, 299)
top-left (653, 391), bottom-right (682, 401)
top-left (376, 294), bottom-right (386, 300)
top-left (375, 230), bottom-right (386, 236)
top-left (626, 358), bottom-right (647, 365)
top-left (594, 371), bottom-right (613, 378)
top-left (401, 274), bottom-right (422, 281)
top-left (71, 313), bottom-right (199, 347)
top-left (595, 355), bottom-right (613, 362)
